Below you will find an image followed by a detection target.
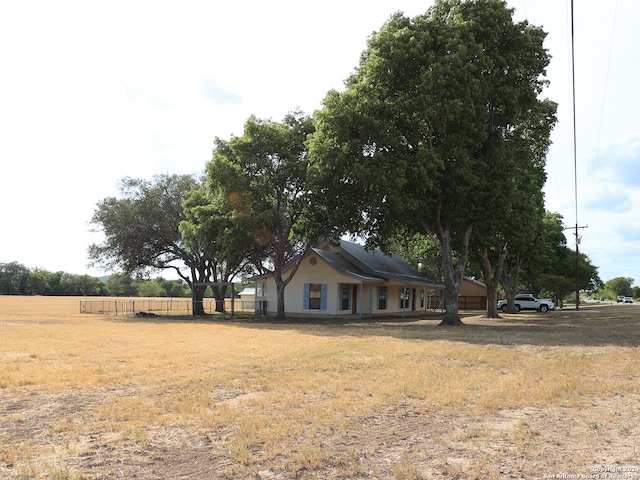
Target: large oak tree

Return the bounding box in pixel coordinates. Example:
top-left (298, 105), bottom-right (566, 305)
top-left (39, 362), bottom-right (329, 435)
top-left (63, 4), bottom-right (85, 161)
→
top-left (206, 111), bottom-right (316, 320)
top-left (89, 174), bottom-right (219, 315)
top-left (309, 0), bottom-right (555, 324)
top-left (180, 186), bottom-right (254, 312)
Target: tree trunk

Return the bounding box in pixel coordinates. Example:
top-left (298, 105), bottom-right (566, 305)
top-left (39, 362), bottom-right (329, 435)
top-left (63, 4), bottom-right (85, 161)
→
top-left (271, 246), bottom-right (307, 321)
top-left (501, 257), bottom-right (521, 313)
top-left (192, 284), bottom-right (207, 316)
top-left (189, 262), bottom-right (211, 316)
top-left (486, 286), bottom-right (499, 317)
top-left (441, 278), bottom-right (464, 325)
top-left (211, 284), bottom-right (227, 313)
top-left (275, 277), bottom-right (286, 320)
top-left (475, 246), bottom-right (507, 319)
top-left (436, 225), bottom-right (472, 326)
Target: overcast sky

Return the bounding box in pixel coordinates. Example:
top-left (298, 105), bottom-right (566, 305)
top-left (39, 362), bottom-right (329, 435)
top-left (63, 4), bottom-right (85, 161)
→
top-left (1, 0), bottom-right (638, 285)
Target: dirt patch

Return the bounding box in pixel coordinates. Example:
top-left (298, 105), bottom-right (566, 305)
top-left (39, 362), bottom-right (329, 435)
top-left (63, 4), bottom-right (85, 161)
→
top-left (1, 389), bottom-right (639, 479)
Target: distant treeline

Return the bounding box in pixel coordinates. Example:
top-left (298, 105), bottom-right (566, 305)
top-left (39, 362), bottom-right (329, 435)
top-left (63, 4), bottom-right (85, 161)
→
top-left (0, 261), bottom-right (192, 297)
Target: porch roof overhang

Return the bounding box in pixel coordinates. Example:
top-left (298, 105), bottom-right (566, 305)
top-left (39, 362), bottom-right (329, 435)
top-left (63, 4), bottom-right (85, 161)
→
top-left (380, 272), bottom-right (445, 288)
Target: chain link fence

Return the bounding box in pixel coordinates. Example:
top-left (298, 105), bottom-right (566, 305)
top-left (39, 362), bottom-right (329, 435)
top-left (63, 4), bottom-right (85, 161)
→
top-left (79, 298), bottom-right (264, 318)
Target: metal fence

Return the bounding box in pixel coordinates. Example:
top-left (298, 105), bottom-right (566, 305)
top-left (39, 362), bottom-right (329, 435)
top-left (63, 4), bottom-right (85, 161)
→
top-left (79, 298), bottom-right (264, 318)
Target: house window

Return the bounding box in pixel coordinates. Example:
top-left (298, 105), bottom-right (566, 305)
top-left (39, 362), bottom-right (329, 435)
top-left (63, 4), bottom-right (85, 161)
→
top-left (420, 289), bottom-right (425, 308)
top-left (378, 286), bottom-right (387, 310)
top-left (256, 282), bottom-right (267, 298)
top-left (309, 283), bottom-right (322, 309)
top-left (340, 284), bottom-right (351, 310)
top-left (399, 287), bottom-right (410, 309)
top-left (304, 283), bottom-right (327, 310)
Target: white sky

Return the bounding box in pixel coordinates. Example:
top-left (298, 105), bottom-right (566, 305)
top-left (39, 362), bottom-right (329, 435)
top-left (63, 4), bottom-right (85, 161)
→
top-left (1, 0), bottom-right (638, 285)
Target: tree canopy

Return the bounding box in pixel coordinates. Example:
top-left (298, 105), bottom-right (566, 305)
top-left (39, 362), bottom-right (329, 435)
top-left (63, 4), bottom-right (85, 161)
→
top-left (180, 185), bottom-right (254, 311)
top-left (0, 262), bottom-right (107, 296)
top-left (205, 111), bottom-right (316, 319)
top-left (601, 277), bottom-right (635, 299)
top-left (88, 173), bottom-right (223, 314)
top-left (89, 174), bottom-right (200, 277)
top-left (309, 0), bottom-right (556, 324)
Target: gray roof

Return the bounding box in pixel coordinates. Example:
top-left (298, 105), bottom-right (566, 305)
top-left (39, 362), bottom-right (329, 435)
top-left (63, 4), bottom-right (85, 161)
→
top-left (332, 240), bottom-right (443, 288)
top-left (250, 240), bottom-right (444, 289)
top-left (311, 248), bottom-right (385, 283)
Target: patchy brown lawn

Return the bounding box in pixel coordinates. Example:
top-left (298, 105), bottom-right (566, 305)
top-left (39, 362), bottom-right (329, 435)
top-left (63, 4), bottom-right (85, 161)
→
top-left (1, 296), bottom-right (639, 479)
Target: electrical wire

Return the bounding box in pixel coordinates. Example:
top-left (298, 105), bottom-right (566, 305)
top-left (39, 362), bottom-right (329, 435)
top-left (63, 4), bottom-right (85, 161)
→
top-left (591, 0), bottom-right (619, 190)
top-left (570, 0), bottom-right (578, 232)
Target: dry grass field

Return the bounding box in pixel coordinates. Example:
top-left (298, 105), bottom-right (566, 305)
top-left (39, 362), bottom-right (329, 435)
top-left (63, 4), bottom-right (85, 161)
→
top-left (1, 296), bottom-right (640, 479)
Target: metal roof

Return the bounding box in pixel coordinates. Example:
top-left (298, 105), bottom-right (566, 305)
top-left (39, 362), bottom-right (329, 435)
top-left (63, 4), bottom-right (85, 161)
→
top-left (311, 248), bottom-right (385, 283)
top-left (250, 240), bottom-right (444, 289)
top-left (335, 240), bottom-right (443, 288)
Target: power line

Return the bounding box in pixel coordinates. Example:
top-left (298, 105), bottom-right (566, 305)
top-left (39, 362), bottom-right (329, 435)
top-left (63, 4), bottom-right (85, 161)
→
top-left (591, 0), bottom-right (619, 191)
top-left (569, 0), bottom-right (587, 309)
top-left (570, 0), bottom-right (578, 229)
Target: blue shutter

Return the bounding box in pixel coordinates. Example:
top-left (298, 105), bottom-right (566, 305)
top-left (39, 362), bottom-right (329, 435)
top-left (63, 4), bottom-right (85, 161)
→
top-left (320, 284), bottom-right (327, 310)
top-left (303, 283), bottom-right (310, 309)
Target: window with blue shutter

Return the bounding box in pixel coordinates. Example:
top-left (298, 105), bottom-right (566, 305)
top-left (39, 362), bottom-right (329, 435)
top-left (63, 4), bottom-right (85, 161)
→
top-left (320, 284), bottom-right (327, 310)
top-left (305, 283), bottom-right (326, 310)
top-left (303, 283), bottom-right (310, 309)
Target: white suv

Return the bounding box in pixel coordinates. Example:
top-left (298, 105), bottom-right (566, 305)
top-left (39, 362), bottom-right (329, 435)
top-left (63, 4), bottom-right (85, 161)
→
top-left (497, 294), bottom-right (555, 313)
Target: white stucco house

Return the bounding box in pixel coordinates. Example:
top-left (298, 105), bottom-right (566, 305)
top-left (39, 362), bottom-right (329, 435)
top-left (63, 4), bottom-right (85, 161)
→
top-left (250, 240), bottom-right (444, 318)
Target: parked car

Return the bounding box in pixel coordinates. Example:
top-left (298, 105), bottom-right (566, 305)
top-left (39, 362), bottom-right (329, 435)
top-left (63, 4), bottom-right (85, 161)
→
top-left (497, 294), bottom-right (555, 313)
top-left (617, 295), bottom-right (626, 303)
top-left (624, 297), bottom-right (634, 303)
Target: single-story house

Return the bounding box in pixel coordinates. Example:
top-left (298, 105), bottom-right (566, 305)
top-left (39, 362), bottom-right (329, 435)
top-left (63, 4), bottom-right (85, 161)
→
top-left (251, 240), bottom-right (444, 318)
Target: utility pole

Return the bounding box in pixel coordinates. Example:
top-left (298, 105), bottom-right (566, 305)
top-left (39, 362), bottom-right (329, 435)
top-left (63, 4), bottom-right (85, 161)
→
top-left (569, 0), bottom-right (587, 310)
top-left (567, 224), bottom-right (588, 309)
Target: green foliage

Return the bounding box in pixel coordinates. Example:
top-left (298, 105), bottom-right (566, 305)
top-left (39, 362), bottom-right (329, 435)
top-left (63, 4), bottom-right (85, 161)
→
top-left (546, 246), bottom-right (602, 294)
top-left (539, 273), bottom-right (574, 306)
top-left (156, 278), bottom-right (191, 297)
top-left (386, 233), bottom-right (443, 281)
top-left (309, 0), bottom-right (555, 324)
top-left (502, 211), bottom-right (601, 302)
top-left (105, 273), bottom-right (137, 296)
top-left (88, 174), bottom-right (201, 277)
top-left (0, 262), bottom-right (107, 296)
top-left (136, 280), bottom-right (166, 298)
top-left (56, 273), bottom-right (106, 296)
top-left (0, 264), bottom-right (194, 297)
top-left (88, 173), bottom-right (229, 314)
top-left (0, 262), bottom-right (31, 294)
top-left (600, 277), bottom-right (634, 299)
top-left (510, 211), bottom-right (567, 295)
top-left (180, 185), bottom-right (253, 292)
top-left (104, 274), bottom-right (190, 297)
top-left (206, 111), bottom-right (317, 319)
